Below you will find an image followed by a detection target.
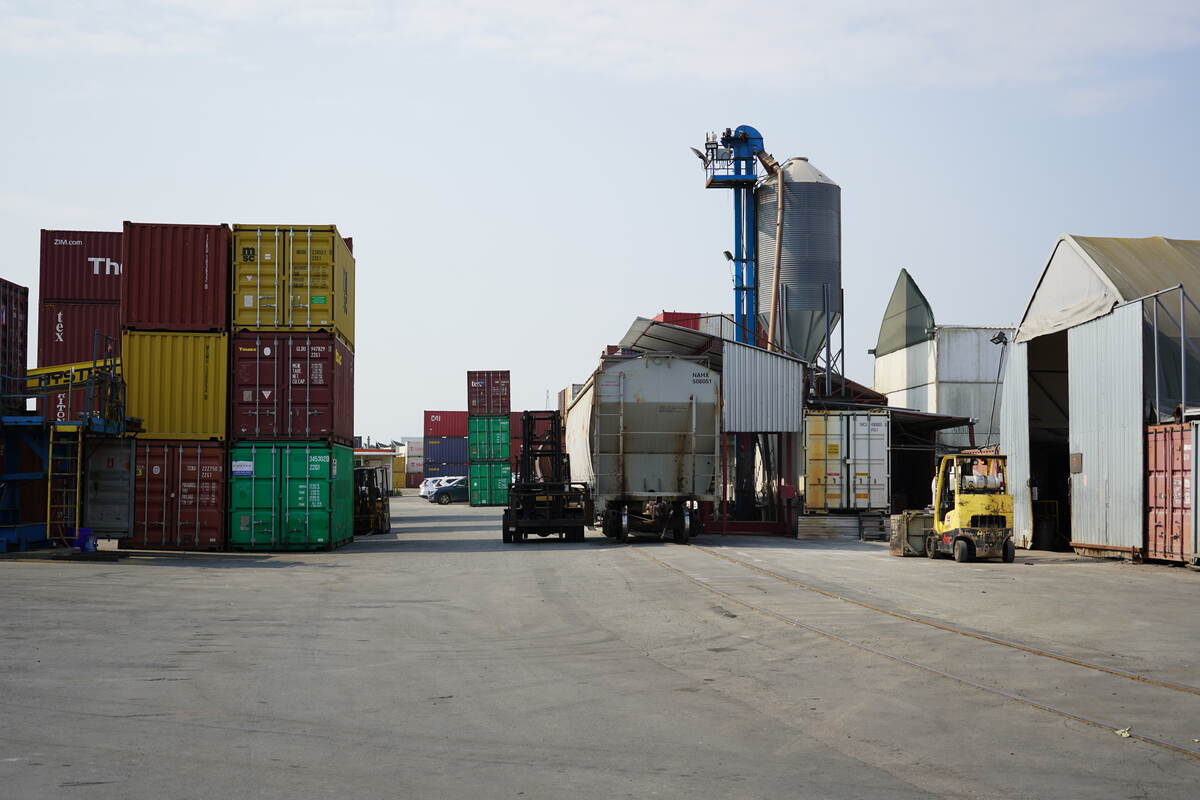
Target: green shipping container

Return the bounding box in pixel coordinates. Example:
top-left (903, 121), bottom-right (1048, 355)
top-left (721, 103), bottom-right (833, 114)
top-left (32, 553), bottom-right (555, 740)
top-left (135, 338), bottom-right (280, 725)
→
top-left (228, 442), bottom-right (354, 550)
top-left (469, 461), bottom-right (511, 507)
top-left (468, 415), bottom-right (511, 461)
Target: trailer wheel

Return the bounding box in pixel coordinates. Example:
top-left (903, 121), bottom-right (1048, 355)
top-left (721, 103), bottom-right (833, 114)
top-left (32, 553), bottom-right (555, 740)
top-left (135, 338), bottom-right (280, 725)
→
top-left (616, 508), bottom-right (629, 542)
top-left (953, 539), bottom-right (973, 563)
top-left (1002, 539), bottom-right (1015, 563)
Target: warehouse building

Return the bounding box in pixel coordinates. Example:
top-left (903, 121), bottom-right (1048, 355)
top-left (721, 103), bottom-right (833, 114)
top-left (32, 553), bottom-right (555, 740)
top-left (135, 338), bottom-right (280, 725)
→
top-left (872, 269), bottom-right (1012, 450)
top-left (999, 235), bottom-right (1200, 556)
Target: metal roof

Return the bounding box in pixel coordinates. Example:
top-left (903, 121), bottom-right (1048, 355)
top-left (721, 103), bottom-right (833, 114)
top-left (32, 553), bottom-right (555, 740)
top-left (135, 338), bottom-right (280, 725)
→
top-left (1016, 235), bottom-right (1200, 342)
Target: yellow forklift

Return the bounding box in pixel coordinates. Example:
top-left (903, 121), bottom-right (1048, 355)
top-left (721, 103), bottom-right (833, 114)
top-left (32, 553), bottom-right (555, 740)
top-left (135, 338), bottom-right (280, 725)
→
top-left (925, 454), bottom-right (1015, 563)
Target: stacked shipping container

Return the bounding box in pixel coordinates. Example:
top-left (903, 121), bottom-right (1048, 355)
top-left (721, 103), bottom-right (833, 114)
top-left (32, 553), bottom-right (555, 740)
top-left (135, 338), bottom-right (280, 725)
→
top-left (227, 225), bottom-right (357, 551)
top-left (37, 230), bottom-right (123, 421)
top-left (120, 223), bottom-right (231, 550)
top-left (467, 371), bottom-right (511, 506)
top-left (424, 411), bottom-right (468, 478)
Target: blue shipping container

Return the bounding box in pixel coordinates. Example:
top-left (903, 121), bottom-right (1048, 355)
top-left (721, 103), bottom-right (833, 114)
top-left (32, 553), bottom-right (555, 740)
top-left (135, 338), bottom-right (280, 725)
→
top-left (423, 462), bottom-right (469, 477)
top-left (424, 436), bottom-right (468, 464)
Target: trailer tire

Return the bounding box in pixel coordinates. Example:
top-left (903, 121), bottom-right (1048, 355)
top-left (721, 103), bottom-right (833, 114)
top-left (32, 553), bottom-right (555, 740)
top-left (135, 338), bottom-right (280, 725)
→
top-left (954, 539), bottom-right (973, 563)
top-left (1002, 539), bottom-right (1015, 563)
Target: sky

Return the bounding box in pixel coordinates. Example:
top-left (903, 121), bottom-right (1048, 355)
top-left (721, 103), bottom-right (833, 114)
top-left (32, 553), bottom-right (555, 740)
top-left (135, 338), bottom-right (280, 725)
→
top-left (3, 1), bottom-right (1199, 441)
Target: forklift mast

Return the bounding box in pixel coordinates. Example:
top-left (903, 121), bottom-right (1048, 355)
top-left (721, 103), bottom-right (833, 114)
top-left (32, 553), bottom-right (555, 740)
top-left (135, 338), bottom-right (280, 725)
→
top-left (516, 410), bottom-right (569, 487)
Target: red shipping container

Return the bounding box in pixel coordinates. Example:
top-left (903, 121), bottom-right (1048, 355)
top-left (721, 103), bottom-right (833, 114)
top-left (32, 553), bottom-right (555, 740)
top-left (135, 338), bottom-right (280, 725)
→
top-left (652, 311), bottom-right (700, 330)
top-left (405, 472), bottom-right (424, 489)
top-left (230, 332), bottom-right (353, 444)
top-left (39, 230), bottom-right (123, 303)
top-left (122, 222), bottom-right (230, 331)
top-left (123, 440), bottom-right (226, 551)
top-left (1146, 424), bottom-right (1193, 563)
top-left (424, 410), bottom-right (468, 437)
top-left (1, 278), bottom-right (29, 415)
top-left (37, 301), bottom-right (120, 367)
top-left (344, 236), bottom-right (353, 253)
top-left (467, 370), bottom-right (511, 416)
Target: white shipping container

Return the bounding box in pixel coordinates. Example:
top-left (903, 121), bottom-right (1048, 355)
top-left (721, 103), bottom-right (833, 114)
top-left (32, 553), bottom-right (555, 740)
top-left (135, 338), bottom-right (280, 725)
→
top-left (804, 409), bottom-right (890, 512)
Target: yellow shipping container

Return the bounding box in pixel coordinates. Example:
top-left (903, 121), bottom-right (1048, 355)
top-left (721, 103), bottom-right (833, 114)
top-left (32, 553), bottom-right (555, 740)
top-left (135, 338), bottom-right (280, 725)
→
top-left (122, 331), bottom-right (228, 440)
top-left (393, 455), bottom-right (407, 475)
top-left (231, 225), bottom-right (356, 348)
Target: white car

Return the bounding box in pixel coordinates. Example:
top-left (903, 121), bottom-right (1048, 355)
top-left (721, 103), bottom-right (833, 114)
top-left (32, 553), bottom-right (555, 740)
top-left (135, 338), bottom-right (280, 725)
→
top-left (419, 477), bottom-right (448, 498)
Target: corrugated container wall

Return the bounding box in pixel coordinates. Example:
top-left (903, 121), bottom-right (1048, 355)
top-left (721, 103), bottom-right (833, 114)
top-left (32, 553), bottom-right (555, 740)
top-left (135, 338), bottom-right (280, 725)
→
top-left (652, 311), bottom-right (701, 330)
top-left (1067, 305), bottom-right (1144, 555)
top-left (37, 302), bottom-right (121, 366)
top-left (39, 230), bottom-right (123, 303)
top-left (804, 410), bottom-right (890, 512)
top-left (1145, 424), bottom-right (1193, 563)
top-left (469, 462), bottom-right (511, 506)
top-left (122, 332), bottom-right (228, 440)
top-left (425, 436), bottom-right (468, 465)
top-left (230, 332), bottom-right (353, 444)
top-left (123, 440), bottom-right (227, 551)
top-left (468, 415), bottom-right (511, 461)
top-left (228, 442), bottom-right (353, 550)
top-left (424, 410), bottom-right (468, 437)
top-left (0, 278), bottom-right (29, 415)
top-left (122, 222), bottom-right (230, 331)
top-left (231, 225), bottom-right (356, 348)
top-left (467, 370), bottom-right (511, 416)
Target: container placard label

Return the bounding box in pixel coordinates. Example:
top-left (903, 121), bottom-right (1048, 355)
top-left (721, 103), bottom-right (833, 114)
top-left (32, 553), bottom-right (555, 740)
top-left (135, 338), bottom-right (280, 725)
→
top-left (231, 460), bottom-right (255, 477)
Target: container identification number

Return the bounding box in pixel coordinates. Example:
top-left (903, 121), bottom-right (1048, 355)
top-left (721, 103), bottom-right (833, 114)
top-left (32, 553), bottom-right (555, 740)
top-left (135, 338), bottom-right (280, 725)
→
top-left (692, 372), bottom-right (712, 384)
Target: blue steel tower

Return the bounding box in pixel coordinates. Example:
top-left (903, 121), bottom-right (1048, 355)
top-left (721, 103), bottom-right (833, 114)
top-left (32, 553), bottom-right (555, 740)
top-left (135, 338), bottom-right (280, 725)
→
top-left (700, 125), bottom-right (765, 345)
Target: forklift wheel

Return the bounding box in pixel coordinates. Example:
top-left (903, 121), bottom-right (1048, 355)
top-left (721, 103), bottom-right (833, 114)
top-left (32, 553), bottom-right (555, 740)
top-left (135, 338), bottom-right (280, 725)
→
top-left (925, 536), bottom-right (938, 559)
top-left (1002, 539), bottom-right (1015, 563)
top-left (953, 539), bottom-right (973, 563)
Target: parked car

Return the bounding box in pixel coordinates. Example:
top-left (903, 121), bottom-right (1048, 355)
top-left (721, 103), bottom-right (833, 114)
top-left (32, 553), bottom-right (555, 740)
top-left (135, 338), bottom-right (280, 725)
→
top-left (429, 477), bottom-right (468, 505)
top-left (419, 477), bottom-right (447, 499)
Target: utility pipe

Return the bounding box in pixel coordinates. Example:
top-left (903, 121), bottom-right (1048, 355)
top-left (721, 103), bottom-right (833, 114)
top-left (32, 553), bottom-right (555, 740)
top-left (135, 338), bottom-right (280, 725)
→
top-left (767, 163), bottom-right (785, 351)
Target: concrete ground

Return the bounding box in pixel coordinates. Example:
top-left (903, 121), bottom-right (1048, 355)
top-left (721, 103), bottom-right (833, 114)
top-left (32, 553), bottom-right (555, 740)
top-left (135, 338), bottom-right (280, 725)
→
top-left (1, 496), bottom-right (1198, 799)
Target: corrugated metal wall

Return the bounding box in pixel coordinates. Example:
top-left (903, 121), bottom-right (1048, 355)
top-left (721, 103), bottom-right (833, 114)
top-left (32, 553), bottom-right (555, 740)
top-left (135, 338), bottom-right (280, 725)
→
top-left (999, 341), bottom-right (1032, 546)
top-left (1067, 304), bottom-right (1144, 550)
top-left (722, 343), bottom-right (805, 432)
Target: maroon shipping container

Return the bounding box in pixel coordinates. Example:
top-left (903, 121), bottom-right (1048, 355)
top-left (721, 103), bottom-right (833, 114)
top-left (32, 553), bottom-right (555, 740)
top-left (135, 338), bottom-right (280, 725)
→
top-left (39, 229), bottom-right (123, 303)
top-left (122, 222), bottom-right (230, 331)
top-left (467, 370), bottom-right (511, 416)
top-left (405, 472), bottom-right (424, 489)
top-left (652, 311), bottom-right (701, 330)
top-left (1, 278), bottom-right (29, 415)
top-left (1146, 424), bottom-right (1194, 563)
top-left (344, 236), bottom-right (353, 253)
top-left (424, 410), bottom-right (468, 437)
top-left (230, 332), bottom-right (353, 443)
top-left (37, 301), bottom-right (120, 367)
top-left (122, 440), bottom-right (226, 551)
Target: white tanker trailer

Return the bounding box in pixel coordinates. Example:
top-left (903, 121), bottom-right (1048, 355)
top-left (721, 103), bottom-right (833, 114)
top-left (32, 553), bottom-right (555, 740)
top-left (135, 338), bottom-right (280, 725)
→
top-left (565, 353), bottom-right (720, 543)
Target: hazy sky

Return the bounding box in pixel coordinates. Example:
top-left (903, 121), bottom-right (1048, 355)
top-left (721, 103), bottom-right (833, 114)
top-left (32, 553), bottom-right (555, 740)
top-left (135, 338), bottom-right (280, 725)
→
top-left (3, 1), bottom-right (1198, 440)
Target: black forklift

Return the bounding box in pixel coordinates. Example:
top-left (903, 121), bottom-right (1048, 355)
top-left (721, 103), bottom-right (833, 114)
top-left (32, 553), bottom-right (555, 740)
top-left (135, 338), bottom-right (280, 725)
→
top-left (353, 466), bottom-right (392, 536)
top-left (502, 410), bottom-right (592, 543)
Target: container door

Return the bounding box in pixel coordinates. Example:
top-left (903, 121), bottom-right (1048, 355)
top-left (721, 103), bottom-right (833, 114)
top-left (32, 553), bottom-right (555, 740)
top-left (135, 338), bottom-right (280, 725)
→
top-left (1145, 426), bottom-right (1190, 562)
top-left (283, 229), bottom-right (338, 330)
top-left (133, 443), bottom-right (173, 548)
top-left (232, 335), bottom-right (283, 439)
top-left (83, 439), bottom-right (133, 538)
top-left (805, 412), bottom-right (845, 511)
top-left (229, 445), bottom-right (280, 548)
top-left (233, 228), bottom-right (286, 329)
top-left (176, 444), bottom-right (225, 550)
top-left (287, 336), bottom-right (336, 439)
top-left (282, 446), bottom-right (332, 548)
top-left (848, 413), bottom-right (889, 511)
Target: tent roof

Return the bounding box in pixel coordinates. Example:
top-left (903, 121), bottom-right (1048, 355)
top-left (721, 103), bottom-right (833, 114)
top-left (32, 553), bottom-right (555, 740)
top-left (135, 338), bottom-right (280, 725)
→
top-left (875, 268), bottom-right (935, 357)
top-left (1015, 235), bottom-right (1200, 342)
